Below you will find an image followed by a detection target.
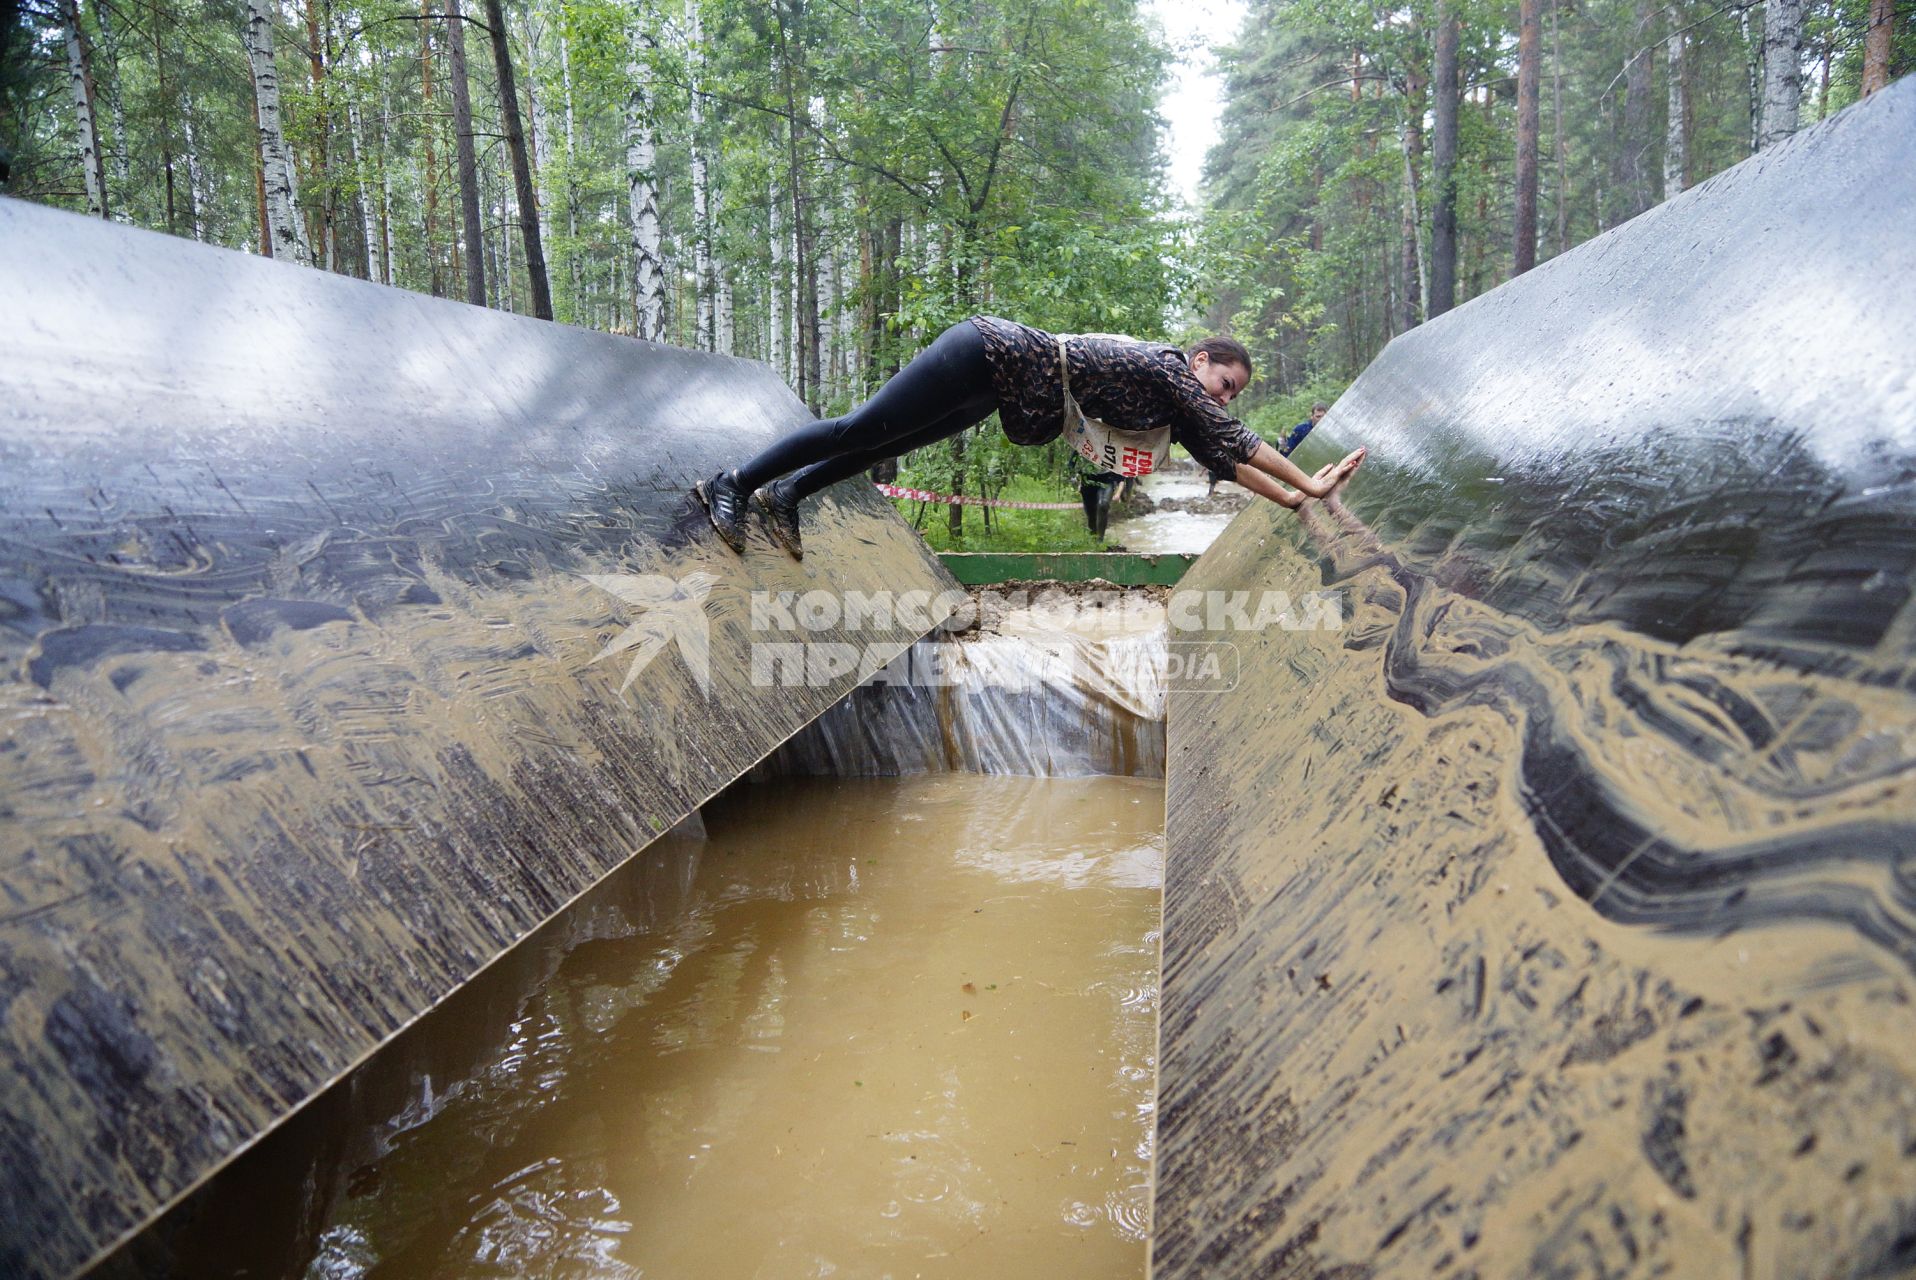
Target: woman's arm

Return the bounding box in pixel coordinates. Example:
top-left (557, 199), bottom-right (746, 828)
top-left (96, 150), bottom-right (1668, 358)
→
top-left (1230, 460), bottom-right (1306, 508)
top-left (1242, 440), bottom-right (1367, 499)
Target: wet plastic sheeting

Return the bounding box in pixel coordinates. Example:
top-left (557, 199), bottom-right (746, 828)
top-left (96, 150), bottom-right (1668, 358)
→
top-left (1155, 83), bottom-right (1916, 1277)
top-left (0, 199), bottom-right (951, 1280)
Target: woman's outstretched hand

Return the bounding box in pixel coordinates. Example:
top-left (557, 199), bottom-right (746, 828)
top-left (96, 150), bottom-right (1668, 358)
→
top-left (1305, 447), bottom-right (1366, 498)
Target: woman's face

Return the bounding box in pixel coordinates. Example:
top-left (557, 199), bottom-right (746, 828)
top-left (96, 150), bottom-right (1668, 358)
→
top-left (1191, 352), bottom-right (1251, 406)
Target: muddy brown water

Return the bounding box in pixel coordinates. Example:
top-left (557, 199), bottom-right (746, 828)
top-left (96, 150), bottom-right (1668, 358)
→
top-left (271, 773), bottom-right (1164, 1279)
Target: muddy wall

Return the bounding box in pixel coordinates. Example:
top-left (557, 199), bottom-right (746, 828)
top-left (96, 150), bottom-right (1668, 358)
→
top-left (1155, 82), bottom-right (1916, 1277)
top-left (0, 199), bottom-right (954, 1279)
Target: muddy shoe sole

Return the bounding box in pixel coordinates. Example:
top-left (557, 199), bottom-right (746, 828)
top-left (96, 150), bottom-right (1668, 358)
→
top-left (754, 489), bottom-right (804, 560)
top-left (694, 479), bottom-right (748, 554)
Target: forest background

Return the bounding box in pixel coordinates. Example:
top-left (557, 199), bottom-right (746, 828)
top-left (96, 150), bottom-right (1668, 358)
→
top-left (1, 0), bottom-right (1907, 542)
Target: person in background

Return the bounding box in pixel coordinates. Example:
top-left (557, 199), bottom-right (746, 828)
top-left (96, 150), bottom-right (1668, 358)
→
top-left (1207, 401), bottom-right (1331, 498)
top-left (1075, 456), bottom-right (1123, 539)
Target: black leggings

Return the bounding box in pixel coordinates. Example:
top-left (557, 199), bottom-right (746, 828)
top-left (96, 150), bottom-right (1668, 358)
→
top-left (731, 319), bottom-right (1000, 501)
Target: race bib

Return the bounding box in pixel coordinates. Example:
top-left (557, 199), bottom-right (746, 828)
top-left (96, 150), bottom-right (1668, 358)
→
top-left (1065, 405), bottom-right (1170, 477)
top-left (1056, 332), bottom-right (1171, 477)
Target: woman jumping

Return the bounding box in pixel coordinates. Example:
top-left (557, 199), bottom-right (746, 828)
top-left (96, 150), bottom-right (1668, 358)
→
top-left (695, 316), bottom-right (1367, 558)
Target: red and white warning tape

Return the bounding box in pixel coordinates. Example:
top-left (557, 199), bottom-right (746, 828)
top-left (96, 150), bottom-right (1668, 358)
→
top-left (874, 482), bottom-right (1081, 511)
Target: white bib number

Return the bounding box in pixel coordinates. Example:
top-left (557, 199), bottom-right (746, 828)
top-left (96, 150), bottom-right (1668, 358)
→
top-left (1056, 334), bottom-right (1170, 478)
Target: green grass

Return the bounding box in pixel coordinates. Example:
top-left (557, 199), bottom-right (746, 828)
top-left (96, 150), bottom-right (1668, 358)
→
top-left (891, 473), bottom-right (1105, 553)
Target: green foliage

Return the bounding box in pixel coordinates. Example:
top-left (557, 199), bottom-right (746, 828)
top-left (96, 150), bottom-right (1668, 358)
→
top-left (1194, 0), bottom-right (1906, 408)
top-left (893, 472), bottom-right (1105, 552)
top-left (3, 0), bottom-right (1906, 556)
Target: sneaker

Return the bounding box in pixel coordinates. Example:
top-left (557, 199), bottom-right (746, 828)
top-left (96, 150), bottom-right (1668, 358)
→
top-left (695, 471), bottom-right (750, 554)
top-left (755, 480), bottom-right (804, 559)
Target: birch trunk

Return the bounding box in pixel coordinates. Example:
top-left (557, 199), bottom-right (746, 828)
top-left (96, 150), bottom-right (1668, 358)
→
top-left (244, 0), bottom-right (309, 262)
top-left (560, 17), bottom-right (582, 311)
top-left (349, 100), bottom-right (380, 281)
top-left (496, 149), bottom-right (513, 312)
top-left (1861, 0), bottom-right (1894, 95)
top-left (524, 9), bottom-right (555, 268)
top-left (251, 90), bottom-right (270, 252)
top-left (61, 0), bottom-right (107, 219)
top-left (624, 18), bottom-right (665, 342)
top-left (1665, 5), bottom-right (1688, 192)
top-left (775, 1), bottom-right (819, 407)
top-left (183, 92), bottom-right (208, 240)
top-left (444, 0), bottom-right (487, 306)
top-left (91, 0), bottom-right (128, 209)
top-left (379, 94), bottom-right (396, 284)
top-left (770, 173), bottom-right (788, 379)
top-left (686, 4), bottom-right (715, 349)
top-left (1759, 0), bottom-right (1802, 147)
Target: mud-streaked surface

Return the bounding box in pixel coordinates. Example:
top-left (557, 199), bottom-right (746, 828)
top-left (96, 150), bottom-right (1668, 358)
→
top-left (158, 774), bottom-right (1164, 1279)
top-left (0, 201), bottom-right (952, 1279)
top-left (1155, 83), bottom-right (1916, 1280)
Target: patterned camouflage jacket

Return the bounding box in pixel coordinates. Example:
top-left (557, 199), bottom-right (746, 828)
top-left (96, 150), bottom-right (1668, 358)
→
top-left (968, 316), bottom-right (1264, 479)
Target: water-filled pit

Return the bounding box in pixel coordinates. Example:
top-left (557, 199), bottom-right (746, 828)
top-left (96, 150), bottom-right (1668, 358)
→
top-left (96, 591), bottom-right (1171, 1280)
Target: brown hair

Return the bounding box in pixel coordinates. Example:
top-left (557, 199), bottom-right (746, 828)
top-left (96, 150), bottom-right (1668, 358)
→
top-left (1190, 335), bottom-right (1253, 381)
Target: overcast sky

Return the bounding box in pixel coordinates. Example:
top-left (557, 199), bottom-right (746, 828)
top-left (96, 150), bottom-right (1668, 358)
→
top-left (1142, 0), bottom-right (1250, 208)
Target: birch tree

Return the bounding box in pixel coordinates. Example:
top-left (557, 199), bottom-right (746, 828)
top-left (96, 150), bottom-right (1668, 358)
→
top-left (183, 92), bottom-right (209, 241)
top-left (60, 0), bottom-right (106, 218)
top-left (243, 0), bottom-right (309, 262)
top-left (685, 3), bottom-right (716, 350)
top-left (348, 100), bottom-right (380, 281)
top-left (769, 171), bottom-right (787, 378)
top-left (1759, 0), bottom-right (1803, 147)
top-left (90, 0), bottom-right (127, 209)
top-left (624, 12), bottom-right (665, 342)
top-left (1665, 5), bottom-right (1688, 192)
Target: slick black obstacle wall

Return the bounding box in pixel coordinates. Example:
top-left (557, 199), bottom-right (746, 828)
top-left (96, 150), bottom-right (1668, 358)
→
top-left (0, 199), bottom-right (954, 1280)
top-left (1155, 81), bottom-right (1916, 1278)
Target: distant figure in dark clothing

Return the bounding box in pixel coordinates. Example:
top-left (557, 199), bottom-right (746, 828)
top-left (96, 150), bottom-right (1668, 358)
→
top-left (1284, 402), bottom-right (1331, 457)
top-left (1208, 401), bottom-right (1331, 498)
top-left (1078, 463), bottom-right (1123, 538)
